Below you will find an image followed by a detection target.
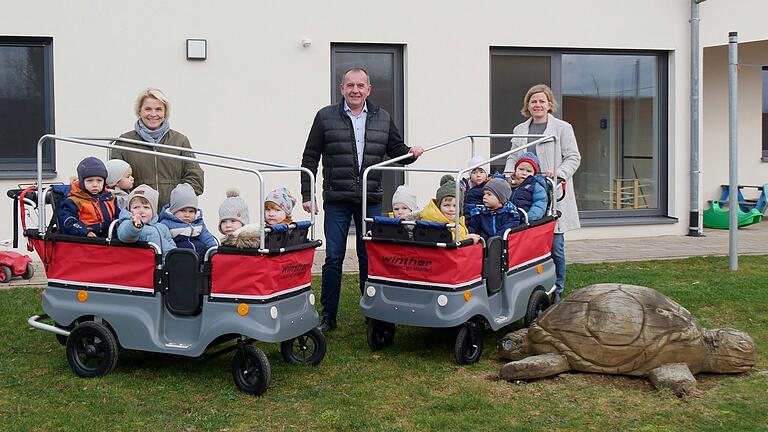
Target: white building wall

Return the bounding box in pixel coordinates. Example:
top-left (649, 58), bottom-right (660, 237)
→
top-left (2, 0), bottom-right (762, 246)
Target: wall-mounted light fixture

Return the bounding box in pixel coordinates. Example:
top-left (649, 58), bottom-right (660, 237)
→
top-left (301, 38), bottom-right (312, 48)
top-left (186, 39), bottom-right (207, 60)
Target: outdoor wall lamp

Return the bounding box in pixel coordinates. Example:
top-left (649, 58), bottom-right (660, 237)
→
top-left (186, 39), bottom-right (207, 60)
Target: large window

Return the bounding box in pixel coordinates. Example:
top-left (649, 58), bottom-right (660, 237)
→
top-left (491, 49), bottom-right (668, 221)
top-left (0, 37), bottom-right (55, 178)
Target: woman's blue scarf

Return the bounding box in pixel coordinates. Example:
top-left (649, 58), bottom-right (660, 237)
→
top-left (135, 119), bottom-right (170, 143)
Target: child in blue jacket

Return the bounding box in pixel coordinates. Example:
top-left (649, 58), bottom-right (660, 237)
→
top-left (59, 157), bottom-right (117, 237)
top-left (117, 184), bottom-right (176, 257)
top-left (467, 178), bottom-right (521, 241)
top-left (461, 155), bottom-right (490, 216)
top-left (158, 183), bottom-right (217, 261)
top-left (509, 152), bottom-right (548, 222)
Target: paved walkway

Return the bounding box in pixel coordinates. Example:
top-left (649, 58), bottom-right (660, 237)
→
top-left (4, 222), bottom-right (768, 288)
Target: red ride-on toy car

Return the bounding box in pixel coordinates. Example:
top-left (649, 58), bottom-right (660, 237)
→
top-left (0, 251), bottom-right (35, 283)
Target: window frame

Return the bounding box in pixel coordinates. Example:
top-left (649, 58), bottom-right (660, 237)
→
top-left (490, 47), bottom-right (669, 221)
top-left (0, 36), bottom-right (56, 179)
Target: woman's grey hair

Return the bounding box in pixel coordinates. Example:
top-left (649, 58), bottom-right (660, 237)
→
top-left (134, 88), bottom-right (170, 118)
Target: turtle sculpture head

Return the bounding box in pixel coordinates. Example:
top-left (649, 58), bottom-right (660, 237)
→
top-left (702, 328), bottom-right (756, 373)
top-left (498, 284), bottom-right (757, 396)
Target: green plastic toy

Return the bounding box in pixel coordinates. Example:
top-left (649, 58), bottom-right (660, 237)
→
top-left (703, 200), bottom-right (763, 229)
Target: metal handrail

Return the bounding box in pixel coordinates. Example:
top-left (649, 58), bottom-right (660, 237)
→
top-left (361, 134), bottom-right (557, 241)
top-left (69, 135), bottom-right (317, 239)
top-left (34, 134), bottom-right (316, 251)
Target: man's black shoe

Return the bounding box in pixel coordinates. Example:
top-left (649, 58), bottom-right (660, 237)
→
top-left (318, 315), bottom-right (337, 332)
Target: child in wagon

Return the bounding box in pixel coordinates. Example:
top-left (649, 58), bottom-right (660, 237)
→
top-left (461, 155), bottom-right (490, 216)
top-left (417, 175), bottom-right (470, 242)
top-left (105, 159), bottom-right (134, 211)
top-left (59, 157), bottom-right (117, 238)
top-left (508, 152), bottom-right (548, 222)
top-left (158, 183), bottom-right (217, 261)
top-left (117, 184), bottom-right (176, 257)
top-left (219, 187), bottom-right (297, 248)
top-left (467, 177), bottom-right (521, 242)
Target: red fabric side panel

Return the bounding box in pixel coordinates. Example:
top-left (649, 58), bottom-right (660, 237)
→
top-left (210, 248), bottom-right (314, 297)
top-left (30, 239), bottom-right (155, 288)
top-left (507, 221), bottom-right (555, 269)
top-left (367, 242), bottom-right (483, 286)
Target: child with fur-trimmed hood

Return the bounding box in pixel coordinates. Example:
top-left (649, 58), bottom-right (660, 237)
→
top-left (158, 183), bottom-right (217, 261)
top-left (219, 187), bottom-right (297, 249)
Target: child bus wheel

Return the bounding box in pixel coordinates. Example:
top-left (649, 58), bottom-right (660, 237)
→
top-left (65, 321), bottom-right (119, 378)
top-left (524, 289), bottom-right (550, 328)
top-left (0, 266), bottom-right (11, 283)
top-left (454, 321), bottom-right (484, 365)
top-left (232, 344), bottom-right (271, 396)
top-left (367, 319), bottom-right (396, 351)
top-left (22, 263), bottom-right (35, 280)
top-left (280, 327), bottom-right (327, 366)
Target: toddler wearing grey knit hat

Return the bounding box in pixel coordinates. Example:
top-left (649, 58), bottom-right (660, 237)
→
top-left (483, 178), bottom-right (512, 206)
top-left (391, 185), bottom-right (419, 218)
top-left (219, 189), bottom-right (250, 235)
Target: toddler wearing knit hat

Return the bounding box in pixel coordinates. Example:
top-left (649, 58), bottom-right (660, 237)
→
top-left (58, 157), bottom-right (117, 238)
top-left (158, 183), bottom-right (217, 261)
top-left (218, 189), bottom-right (250, 235)
top-left (466, 177), bottom-right (522, 242)
top-left (391, 185), bottom-right (419, 219)
top-left (416, 175), bottom-right (469, 241)
top-left (117, 184), bottom-right (177, 257)
top-left (264, 187), bottom-right (296, 226)
top-left (105, 159), bottom-right (134, 210)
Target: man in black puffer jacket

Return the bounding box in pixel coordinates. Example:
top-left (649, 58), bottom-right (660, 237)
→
top-left (301, 67), bottom-right (424, 332)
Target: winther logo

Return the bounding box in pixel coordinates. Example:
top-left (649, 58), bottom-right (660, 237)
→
top-left (381, 255), bottom-right (432, 273)
top-left (282, 263), bottom-right (311, 274)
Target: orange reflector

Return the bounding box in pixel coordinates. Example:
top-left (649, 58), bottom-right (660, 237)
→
top-left (237, 303), bottom-right (249, 316)
top-left (463, 291), bottom-right (472, 302)
top-left (536, 264), bottom-right (543, 274)
top-left (77, 290), bottom-right (88, 302)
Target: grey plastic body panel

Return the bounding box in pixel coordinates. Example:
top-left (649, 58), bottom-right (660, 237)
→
top-left (43, 287), bottom-right (318, 357)
top-left (360, 259), bottom-right (555, 331)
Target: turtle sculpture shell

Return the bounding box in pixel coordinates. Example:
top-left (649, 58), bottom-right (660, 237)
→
top-left (529, 284), bottom-right (709, 375)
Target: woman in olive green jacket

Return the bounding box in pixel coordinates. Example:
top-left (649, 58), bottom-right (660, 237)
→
top-left (110, 88), bottom-right (204, 208)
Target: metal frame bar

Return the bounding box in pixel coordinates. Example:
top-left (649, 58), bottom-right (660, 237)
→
top-left (361, 134), bottom-right (556, 243)
top-left (34, 135), bottom-right (317, 251)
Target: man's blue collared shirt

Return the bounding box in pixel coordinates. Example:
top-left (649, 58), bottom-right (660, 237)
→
top-left (344, 101), bottom-right (368, 170)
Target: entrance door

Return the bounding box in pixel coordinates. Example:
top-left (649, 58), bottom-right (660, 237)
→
top-left (331, 43), bottom-right (405, 213)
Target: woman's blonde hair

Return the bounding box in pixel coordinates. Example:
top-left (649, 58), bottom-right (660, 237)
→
top-left (521, 84), bottom-right (558, 118)
top-left (134, 88), bottom-right (170, 119)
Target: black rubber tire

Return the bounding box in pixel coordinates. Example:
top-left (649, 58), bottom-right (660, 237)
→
top-left (366, 319), bottom-right (395, 351)
top-left (54, 321), bottom-right (75, 346)
top-left (232, 344), bottom-right (271, 396)
top-left (22, 263), bottom-right (35, 280)
top-left (524, 289), bottom-right (549, 328)
top-left (0, 266), bottom-right (11, 283)
top-left (66, 321), bottom-right (119, 377)
top-left (454, 322), bottom-right (484, 365)
top-left (280, 328), bottom-right (327, 366)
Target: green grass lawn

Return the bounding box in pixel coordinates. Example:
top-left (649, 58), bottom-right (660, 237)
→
top-left (1, 256), bottom-right (766, 431)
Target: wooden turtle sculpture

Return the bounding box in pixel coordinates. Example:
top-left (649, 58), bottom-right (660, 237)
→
top-left (498, 284), bottom-right (756, 395)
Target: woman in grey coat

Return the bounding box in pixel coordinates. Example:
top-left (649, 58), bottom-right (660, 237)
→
top-left (504, 84), bottom-right (581, 304)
